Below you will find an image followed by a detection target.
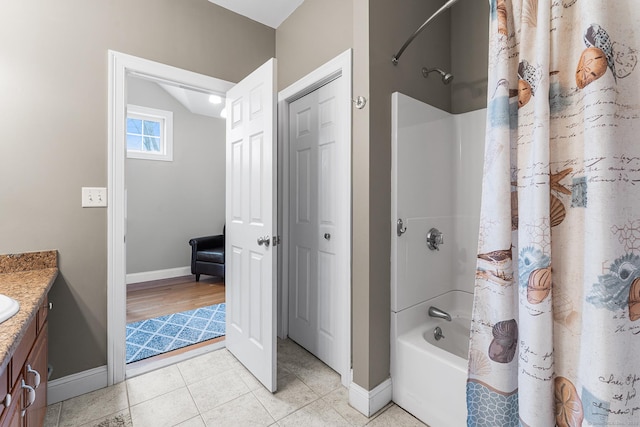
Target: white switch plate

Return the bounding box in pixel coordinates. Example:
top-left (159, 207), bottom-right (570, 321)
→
top-left (82, 187), bottom-right (107, 207)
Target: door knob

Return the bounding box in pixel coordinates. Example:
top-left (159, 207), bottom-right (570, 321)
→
top-left (324, 233), bottom-right (331, 240)
top-left (257, 236), bottom-right (271, 247)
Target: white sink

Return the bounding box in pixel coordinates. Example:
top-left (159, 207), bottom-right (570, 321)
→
top-left (0, 294), bottom-right (20, 324)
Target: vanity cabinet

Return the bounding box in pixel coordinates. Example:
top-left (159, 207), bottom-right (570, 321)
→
top-left (0, 296), bottom-right (49, 427)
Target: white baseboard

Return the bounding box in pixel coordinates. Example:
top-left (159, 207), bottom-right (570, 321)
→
top-left (47, 365), bottom-right (108, 405)
top-left (126, 266), bottom-right (191, 285)
top-left (349, 375), bottom-right (393, 417)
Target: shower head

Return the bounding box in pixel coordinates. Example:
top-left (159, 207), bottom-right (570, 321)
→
top-left (422, 67), bottom-right (454, 84)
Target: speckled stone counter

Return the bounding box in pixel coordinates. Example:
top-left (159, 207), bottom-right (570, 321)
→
top-left (0, 251), bottom-right (57, 372)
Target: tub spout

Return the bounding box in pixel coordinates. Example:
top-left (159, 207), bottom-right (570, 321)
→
top-left (428, 306), bottom-right (451, 321)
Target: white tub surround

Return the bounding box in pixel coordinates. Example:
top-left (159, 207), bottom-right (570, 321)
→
top-left (390, 92), bottom-right (486, 426)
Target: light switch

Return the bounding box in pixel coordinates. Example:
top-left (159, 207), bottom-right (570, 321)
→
top-left (82, 187), bottom-right (107, 207)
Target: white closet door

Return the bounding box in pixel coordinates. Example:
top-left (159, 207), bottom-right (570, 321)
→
top-left (288, 77), bottom-right (342, 372)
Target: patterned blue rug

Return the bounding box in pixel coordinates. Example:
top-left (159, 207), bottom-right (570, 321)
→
top-left (126, 303), bottom-right (225, 363)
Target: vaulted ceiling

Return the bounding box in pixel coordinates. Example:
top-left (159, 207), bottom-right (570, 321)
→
top-left (207, 0), bottom-right (305, 28)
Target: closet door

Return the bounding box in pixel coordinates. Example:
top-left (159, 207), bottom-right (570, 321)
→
top-left (288, 77), bottom-right (342, 372)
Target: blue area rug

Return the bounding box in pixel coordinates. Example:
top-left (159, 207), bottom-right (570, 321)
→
top-left (126, 303), bottom-right (225, 363)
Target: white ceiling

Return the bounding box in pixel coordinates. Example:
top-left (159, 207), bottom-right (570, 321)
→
top-left (157, 83), bottom-right (225, 119)
top-left (207, 0), bottom-right (305, 28)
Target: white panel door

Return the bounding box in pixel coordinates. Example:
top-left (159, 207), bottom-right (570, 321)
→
top-left (288, 77), bottom-right (342, 372)
top-left (225, 58), bottom-right (277, 392)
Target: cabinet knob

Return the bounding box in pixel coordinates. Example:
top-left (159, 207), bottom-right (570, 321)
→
top-left (27, 364), bottom-right (41, 388)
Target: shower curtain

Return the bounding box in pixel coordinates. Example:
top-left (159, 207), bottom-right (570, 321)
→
top-left (467, 1), bottom-right (640, 425)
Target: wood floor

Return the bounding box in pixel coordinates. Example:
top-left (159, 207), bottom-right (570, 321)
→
top-left (126, 275), bottom-right (225, 366)
top-left (127, 275), bottom-right (225, 323)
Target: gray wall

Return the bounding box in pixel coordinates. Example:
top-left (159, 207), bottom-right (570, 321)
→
top-left (0, 0), bottom-right (274, 379)
top-left (275, 0), bottom-right (354, 90)
top-left (126, 77), bottom-right (225, 275)
top-left (451, 0), bottom-right (490, 113)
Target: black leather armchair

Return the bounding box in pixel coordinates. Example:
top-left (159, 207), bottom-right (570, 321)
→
top-left (189, 228), bottom-right (225, 281)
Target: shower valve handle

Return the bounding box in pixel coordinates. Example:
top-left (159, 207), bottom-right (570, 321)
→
top-left (426, 228), bottom-right (444, 251)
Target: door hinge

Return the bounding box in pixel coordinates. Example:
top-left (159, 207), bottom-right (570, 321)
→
top-left (272, 236), bottom-right (281, 246)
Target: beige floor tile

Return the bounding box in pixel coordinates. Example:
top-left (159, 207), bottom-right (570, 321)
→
top-left (187, 369), bottom-right (250, 413)
top-left (126, 364), bottom-right (186, 406)
top-left (252, 372), bottom-right (319, 421)
top-left (58, 383), bottom-right (129, 427)
top-left (78, 410), bottom-right (132, 427)
top-left (130, 387), bottom-right (199, 427)
top-left (277, 399), bottom-right (351, 427)
top-left (292, 358), bottom-right (342, 396)
top-left (175, 415), bottom-right (207, 426)
top-left (237, 366), bottom-right (264, 391)
top-left (200, 392), bottom-right (275, 426)
top-left (365, 405), bottom-right (428, 427)
top-left (44, 402), bottom-right (61, 427)
top-left (322, 387), bottom-right (373, 426)
top-left (178, 349), bottom-right (241, 385)
top-left (277, 340), bottom-right (317, 371)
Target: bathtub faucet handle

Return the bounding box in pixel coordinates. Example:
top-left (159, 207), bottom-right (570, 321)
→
top-left (426, 228), bottom-right (444, 251)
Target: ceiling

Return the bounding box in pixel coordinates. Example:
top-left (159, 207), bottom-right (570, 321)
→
top-left (157, 83), bottom-right (226, 119)
top-left (207, 0), bottom-right (305, 28)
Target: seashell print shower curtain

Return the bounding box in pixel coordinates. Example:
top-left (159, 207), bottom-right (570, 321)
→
top-left (467, 0), bottom-right (640, 425)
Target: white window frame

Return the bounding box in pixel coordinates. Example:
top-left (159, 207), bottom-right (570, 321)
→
top-left (126, 104), bottom-right (173, 161)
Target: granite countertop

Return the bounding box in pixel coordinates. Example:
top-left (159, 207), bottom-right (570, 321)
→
top-left (0, 251), bottom-right (58, 372)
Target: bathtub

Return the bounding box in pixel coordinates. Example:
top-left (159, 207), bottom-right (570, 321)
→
top-left (391, 290), bottom-right (473, 427)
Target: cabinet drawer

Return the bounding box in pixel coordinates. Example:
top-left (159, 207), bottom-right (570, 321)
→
top-left (10, 320), bottom-right (36, 389)
top-left (0, 372), bottom-right (22, 427)
top-left (0, 366), bottom-right (7, 421)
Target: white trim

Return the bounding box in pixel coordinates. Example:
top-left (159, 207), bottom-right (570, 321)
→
top-left (348, 376), bottom-right (393, 417)
top-left (108, 50), bottom-right (234, 385)
top-left (47, 366), bottom-right (108, 405)
top-left (126, 266), bottom-right (191, 285)
top-left (277, 49), bottom-right (353, 387)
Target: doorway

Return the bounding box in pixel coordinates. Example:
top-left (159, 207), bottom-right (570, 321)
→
top-left (107, 51), bottom-right (234, 384)
top-left (123, 73), bottom-right (227, 369)
top-left (278, 49), bottom-right (352, 386)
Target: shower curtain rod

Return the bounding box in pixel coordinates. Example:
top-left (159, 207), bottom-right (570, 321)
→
top-left (392, 0), bottom-right (461, 65)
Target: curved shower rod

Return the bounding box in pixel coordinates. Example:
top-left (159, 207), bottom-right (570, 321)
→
top-left (392, 0), bottom-right (461, 65)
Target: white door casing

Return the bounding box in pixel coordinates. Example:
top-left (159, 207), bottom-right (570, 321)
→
top-left (107, 51), bottom-right (233, 385)
top-left (225, 58), bottom-right (278, 392)
top-left (278, 49), bottom-right (352, 386)
top-left (288, 77), bottom-right (342, 373)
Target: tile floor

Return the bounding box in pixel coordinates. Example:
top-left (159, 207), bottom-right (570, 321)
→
top-left (44, 339), bottom-right (428, 427)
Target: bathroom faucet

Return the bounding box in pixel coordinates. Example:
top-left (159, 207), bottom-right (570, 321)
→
top-left (428, 306), bottom-right (452, 321)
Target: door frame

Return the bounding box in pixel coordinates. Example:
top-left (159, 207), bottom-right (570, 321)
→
top-left (277, 49), bottom-right (352, 386)
top-left (107, 50), bottom-right (233, 385)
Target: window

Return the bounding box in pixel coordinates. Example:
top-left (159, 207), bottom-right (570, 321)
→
top-left (126, 105), bottom-right (173, 161)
